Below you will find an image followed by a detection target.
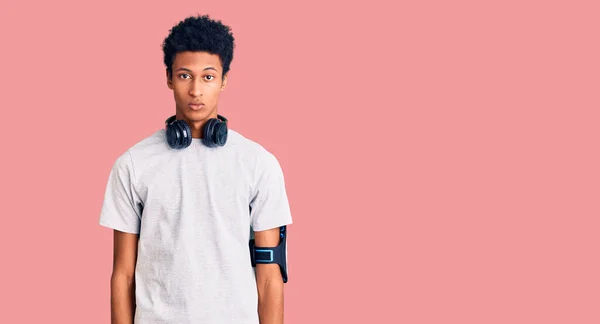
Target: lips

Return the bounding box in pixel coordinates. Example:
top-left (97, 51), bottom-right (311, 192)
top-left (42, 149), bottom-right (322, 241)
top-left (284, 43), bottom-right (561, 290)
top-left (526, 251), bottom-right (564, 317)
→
top-left (189, 103), bottom-right (205, 110)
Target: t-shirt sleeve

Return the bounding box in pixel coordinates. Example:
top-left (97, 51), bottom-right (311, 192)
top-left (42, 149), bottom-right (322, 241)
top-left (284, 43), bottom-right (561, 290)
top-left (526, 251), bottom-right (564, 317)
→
top-left (249, 151), bottom-right (293, 231)
top-left (98, 150), bottom-right (143, 234)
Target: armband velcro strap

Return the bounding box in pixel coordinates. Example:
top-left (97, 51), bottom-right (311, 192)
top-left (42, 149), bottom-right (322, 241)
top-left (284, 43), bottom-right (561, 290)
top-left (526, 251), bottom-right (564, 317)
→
top-left (254, 249), bottom-right (274, 263)
top-left (249, 225), bottom-right (288, 283)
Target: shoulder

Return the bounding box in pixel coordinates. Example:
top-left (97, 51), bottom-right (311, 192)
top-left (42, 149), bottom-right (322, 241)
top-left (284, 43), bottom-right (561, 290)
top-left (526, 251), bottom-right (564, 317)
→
top-left (128, 129), bottom-right (168, 156)
top-left (111, 129), bottom-right (166, 171)
top-left (227, 128), bottom-right (281, 170)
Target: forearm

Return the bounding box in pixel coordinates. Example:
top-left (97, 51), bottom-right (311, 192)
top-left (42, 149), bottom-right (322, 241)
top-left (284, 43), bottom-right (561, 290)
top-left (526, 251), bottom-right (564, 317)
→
top-left (110, 272), bottom-right (136, 324)
top-left (257, 279), bottom-right (284, 324)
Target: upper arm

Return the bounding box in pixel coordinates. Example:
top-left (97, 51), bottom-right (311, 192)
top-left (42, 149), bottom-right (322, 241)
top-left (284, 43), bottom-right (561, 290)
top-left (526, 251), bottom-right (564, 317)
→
top-left (99, 150), bottom-right (143, 234)
top-left (249, 152), bottom-right (293, 231)
top-left (254, 227), bottom-right (283, 282)
top-left (112, 229), bottom-right (138, 277)
top-left (250, 151), bottom-right (292, 283)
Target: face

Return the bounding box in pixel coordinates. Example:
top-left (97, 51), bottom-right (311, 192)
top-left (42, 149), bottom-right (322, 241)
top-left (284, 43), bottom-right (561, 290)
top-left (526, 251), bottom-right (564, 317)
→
top-left (167, 51), bottom-right (227, 136)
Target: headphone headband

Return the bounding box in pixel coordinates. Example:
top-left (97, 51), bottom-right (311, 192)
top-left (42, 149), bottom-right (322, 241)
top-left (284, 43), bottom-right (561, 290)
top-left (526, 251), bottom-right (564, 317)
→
top-left (165, 114), bottom-right (228, 127)
top-left (164, 114), bottom-right (229, 149)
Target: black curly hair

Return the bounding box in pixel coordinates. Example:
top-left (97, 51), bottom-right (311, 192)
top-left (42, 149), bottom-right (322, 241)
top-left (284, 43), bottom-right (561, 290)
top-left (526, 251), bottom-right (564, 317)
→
top-left (162, 14), bottom-right (235, 81)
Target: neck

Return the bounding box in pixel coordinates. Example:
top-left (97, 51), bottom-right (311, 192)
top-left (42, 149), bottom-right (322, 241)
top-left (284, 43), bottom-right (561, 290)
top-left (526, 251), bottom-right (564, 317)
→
top-left (175, 111), bottom-right (218, 139)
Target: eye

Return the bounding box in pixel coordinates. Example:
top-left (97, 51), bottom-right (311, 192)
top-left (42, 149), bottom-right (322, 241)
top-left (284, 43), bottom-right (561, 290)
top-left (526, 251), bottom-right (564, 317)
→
top-left (205, 75), bottom-right (215, 81)
top-left (178, 73), bottom-right (191, 79)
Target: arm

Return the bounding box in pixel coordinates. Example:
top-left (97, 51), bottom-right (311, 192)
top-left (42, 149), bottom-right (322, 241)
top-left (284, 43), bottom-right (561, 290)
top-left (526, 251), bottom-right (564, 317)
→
top-left (254, 227), bottom-right (285, 324)
top-left (110, 229), bottom-right (139, 324)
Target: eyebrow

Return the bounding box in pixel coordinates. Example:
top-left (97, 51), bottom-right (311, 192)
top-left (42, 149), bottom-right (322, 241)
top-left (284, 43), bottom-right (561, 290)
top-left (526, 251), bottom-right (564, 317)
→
top-left (176, 67), bottom-right (218, 73)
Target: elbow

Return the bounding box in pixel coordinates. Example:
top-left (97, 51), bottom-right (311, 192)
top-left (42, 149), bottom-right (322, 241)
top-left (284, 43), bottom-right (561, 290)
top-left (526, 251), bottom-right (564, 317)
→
top-left (111, 270), bottom-right (135, 287)
top-left (257, 270), bottom-right (284, 298)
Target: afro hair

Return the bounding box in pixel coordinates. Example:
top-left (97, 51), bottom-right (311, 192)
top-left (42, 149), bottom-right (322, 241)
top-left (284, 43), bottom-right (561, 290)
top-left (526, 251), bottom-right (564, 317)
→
top-left (162, 14), bottom-right (235, 80)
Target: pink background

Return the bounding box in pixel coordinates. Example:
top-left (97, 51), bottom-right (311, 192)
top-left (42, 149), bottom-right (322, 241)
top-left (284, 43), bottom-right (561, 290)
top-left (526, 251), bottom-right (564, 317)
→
top-left (1, 0), bottom-right (599, 323)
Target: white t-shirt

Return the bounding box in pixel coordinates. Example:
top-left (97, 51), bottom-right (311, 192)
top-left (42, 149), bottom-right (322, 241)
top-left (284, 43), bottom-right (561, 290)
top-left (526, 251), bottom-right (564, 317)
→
top-left (99, 127), bottom-right (293, 324)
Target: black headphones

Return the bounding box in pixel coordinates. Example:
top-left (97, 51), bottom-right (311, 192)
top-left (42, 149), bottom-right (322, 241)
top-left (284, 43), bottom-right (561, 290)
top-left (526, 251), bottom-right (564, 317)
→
top-left (164, 114), bottom-right (229, 149)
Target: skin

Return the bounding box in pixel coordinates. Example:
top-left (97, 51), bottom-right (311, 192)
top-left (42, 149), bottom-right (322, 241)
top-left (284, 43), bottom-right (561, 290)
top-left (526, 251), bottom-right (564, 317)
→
top-left (110, 50), bottom-right (285, 324)
top-left (166, 51), bottom-right (228, 139)
top-left (111, 230), bottom-right (138, 324)
top-left (254, 227), bottom-right (286, 324)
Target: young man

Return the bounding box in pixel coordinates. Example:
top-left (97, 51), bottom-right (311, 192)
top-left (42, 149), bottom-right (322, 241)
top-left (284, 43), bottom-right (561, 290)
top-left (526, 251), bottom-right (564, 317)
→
top-left (99, 14), bottom-right (293, 324)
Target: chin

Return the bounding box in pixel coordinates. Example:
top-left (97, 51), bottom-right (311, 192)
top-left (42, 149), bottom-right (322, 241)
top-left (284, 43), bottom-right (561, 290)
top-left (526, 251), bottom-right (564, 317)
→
top-left (182, 108), bottom-right (213, 122)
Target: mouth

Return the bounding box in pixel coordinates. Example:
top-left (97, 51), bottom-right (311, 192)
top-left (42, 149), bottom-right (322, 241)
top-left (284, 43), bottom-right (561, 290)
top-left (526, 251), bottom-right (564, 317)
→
top-left (188, 103), bottom-right (205, 111)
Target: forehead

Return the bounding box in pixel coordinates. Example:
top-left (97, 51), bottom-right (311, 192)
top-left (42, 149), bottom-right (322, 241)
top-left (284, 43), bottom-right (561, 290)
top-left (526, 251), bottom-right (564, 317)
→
top-left (172, 51), bottom-right (222, 72)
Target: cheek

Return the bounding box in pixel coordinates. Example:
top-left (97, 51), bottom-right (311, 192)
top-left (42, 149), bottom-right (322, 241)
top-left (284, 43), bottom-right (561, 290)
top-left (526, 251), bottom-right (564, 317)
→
top-left (208, 84), bottom-right (223, 98)
top-left (174, 87), bottom-right (187, 100)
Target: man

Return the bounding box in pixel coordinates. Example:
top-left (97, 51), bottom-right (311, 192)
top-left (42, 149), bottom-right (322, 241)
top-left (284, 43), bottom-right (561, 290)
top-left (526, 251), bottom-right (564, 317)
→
top-left (99, 14), bottom-right (293, 324)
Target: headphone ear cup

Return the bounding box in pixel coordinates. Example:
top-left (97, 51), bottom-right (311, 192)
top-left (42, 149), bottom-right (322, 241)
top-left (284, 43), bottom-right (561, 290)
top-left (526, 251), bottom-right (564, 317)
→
top-left (214, 122), bottom-right (228, 146)
top-left (179, 121), bottom-right (193, 148)
top-left (167, 120), bottom-right (192, 149)
top-left (202, 118), bottom-right (218, 147)
top-left (202, 118), bottom-right (228, 147)
top-left (166, 124), bottom-right (179, 148)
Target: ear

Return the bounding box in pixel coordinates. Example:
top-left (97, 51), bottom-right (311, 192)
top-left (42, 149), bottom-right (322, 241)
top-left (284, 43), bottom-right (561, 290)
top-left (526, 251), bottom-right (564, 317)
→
top-left (166, 69), bottom-right (173, 90)
top-left (220, 72), bottom-right (228, 92)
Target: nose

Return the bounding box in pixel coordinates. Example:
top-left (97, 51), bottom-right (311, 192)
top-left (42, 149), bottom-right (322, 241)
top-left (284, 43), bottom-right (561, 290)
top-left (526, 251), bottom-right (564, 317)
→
top-left (189, 79), bottom-right (203, 97)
